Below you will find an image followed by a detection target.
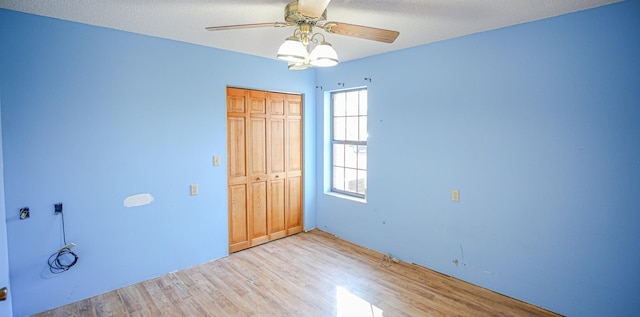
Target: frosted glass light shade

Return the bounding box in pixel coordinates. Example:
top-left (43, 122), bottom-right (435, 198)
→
top-left (309, 42), bottom-right (338, 67)
top-left (288, 61), bottom-right (313, 71)
top-left (277, 37), bottom-right (308, 62)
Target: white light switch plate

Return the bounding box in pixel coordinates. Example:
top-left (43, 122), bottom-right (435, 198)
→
top-left (213, 155), bottom-right (221, 166)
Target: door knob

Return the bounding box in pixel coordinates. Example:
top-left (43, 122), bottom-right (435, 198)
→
top-left (0, 287), bottom-right (7, 301)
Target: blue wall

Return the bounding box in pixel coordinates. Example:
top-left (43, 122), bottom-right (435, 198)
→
top-left (0, 9), bottom-right (316, 316)
top-left (1, 1), bottom-right (639, 316)
top-left (0, 90), bottom-right (13, 317)
top-left (315, 1), bottom-right (639, 317)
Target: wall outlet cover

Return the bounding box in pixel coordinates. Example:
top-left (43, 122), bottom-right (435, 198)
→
top-left (452, 189), bottom-right (460, 202)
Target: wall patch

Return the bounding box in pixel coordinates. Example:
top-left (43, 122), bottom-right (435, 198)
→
top-left (124, 193), bottom-right (155, 208)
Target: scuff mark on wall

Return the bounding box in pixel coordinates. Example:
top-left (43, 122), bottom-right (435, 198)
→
top-left (459, 244), bottom-right (466, 266)
top-left (124, 193), bottom-right (154, 207)
top-left (453, 244), bottom-right (467, 267)
top-left (452, 244), bottom-right (500, 277)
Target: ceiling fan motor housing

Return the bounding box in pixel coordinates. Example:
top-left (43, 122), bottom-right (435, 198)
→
top-left (285, 1), bottom-right (327, 25)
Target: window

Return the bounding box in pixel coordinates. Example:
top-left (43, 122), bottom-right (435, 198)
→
top-left (331, 88), bottom-right (367, 198)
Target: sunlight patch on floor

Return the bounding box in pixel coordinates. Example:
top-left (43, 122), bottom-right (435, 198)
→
top-left (336, 286), bottom-right (384, 317)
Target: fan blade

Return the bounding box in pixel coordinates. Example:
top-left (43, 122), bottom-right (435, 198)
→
top-left (298, 0), bottom-right (331, 18)
top-left (206, 22), bottom-right (290, 31)
top-left (323, 22), bottom-right (399, 43)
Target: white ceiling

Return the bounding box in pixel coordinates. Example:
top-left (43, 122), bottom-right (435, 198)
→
top-left (0, 0), bottom-right (621, 63)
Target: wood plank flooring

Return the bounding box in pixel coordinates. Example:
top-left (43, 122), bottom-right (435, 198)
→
top-left (34, 230), bottom-right (561, 317)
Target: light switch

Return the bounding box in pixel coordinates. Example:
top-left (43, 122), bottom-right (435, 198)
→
top-left (213, 155), bottom-right (221, 166)
top-left (190, 184), bottom-right (199, 196)
top-left (452, 189), bottom-right (460, 202)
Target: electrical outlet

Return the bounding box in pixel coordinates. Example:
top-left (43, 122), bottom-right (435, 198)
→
top-left (190, 184), bottom-right (199, 196)
top-left (19, 207), bottom-right (30, 220)
top-left (452, 189), bottom-right (460, 202)
top-left (54, 202), bottom-right (63, 214)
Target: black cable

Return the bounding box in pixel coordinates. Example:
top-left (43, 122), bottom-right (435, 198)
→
top-left (48, 210), bottom-right (78, 274)
top-left (48, 248), bottom-right (78, 274)
top-left (60, 211), bottom-right (68, 245)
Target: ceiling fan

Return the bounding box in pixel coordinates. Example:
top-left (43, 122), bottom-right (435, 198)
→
top-left (205, 0), bottom-right (400, 70)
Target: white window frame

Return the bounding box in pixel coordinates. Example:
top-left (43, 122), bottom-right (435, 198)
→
top-left (330, 88), bottom-right (368, 199)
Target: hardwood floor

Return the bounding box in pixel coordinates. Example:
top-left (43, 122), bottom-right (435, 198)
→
top-left (35, 230), bottom-right (561, 317)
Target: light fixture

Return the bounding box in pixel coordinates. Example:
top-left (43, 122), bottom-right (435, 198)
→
top-left (309, 40), bottom-right (338, 67)
top-left (277, 36), bottom-right (307, 62)
top-left (277, 22), bottom-right (339, 70)
top-left (288, 61), bottom-right (313, 70)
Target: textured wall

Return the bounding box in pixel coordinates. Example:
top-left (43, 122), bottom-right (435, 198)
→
top-left (0, 9), bottom-right (316, 316)
top-left (315, 1), bottom-right (639, 316)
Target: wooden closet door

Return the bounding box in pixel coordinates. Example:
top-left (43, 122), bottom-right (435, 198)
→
top-left (227, 88), bottom-right (303, 253)
top-left (248, 91), bottom-right (269, 246)
top-left (286, 94), bottom-right (303, 234)
top-left (268, 94), bottom-right (287, 239)
top-left (227, 88), bottom-right (249, 253)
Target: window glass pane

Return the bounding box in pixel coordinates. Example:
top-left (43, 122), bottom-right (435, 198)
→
top-left (346, 91), bottom-right (359, 116)
top-left (344, 145), bottom-right (358, 169)
top-left (331, 88), bottom-right (367, 198)
top-left (359, 90), bottom-right (368, 115)
top-left (333, 167), bottom-right (345, 191)
top-left (356, 170), bottom-right (367, 195)
top-left (333, 144), bottom-right (345, 167)
top-left (357, 146), bottom-right (367, 170)
top-left (333, 117), bottom-right (345, 141)
top-left (334, 93), bottom-right (346, 116)
top-left (359, 117), bottom-right (367, 141)
top-left (345, 168), bottom-right (358, 193)
top-left (345, 117), bottom-right (359, 141)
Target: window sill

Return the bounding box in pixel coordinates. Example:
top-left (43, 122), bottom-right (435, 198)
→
top-left (324, 191), bottom-right (367, 204)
